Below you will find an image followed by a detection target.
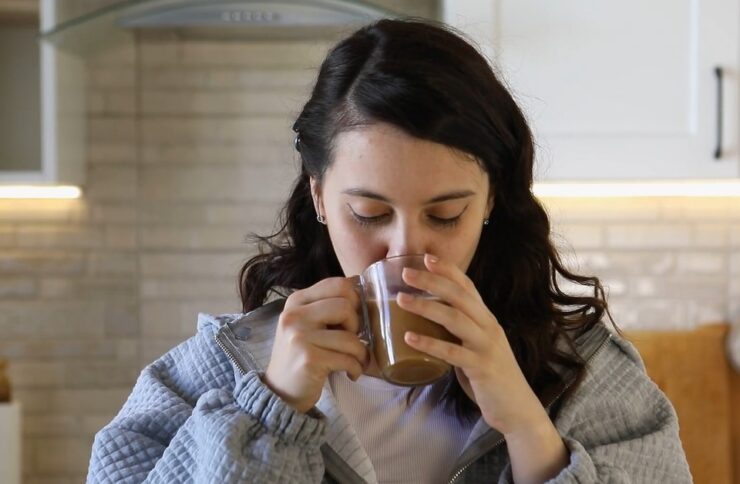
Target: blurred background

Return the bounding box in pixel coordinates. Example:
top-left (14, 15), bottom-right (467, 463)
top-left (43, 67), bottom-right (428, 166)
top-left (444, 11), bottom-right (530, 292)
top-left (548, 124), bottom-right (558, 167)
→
top-left (0, 0), bottom-right (738, 483)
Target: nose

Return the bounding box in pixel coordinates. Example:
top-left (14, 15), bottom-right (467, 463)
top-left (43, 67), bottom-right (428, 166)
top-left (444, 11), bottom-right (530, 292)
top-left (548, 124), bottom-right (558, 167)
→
top-left (385, 217), bottom-right (430, 259)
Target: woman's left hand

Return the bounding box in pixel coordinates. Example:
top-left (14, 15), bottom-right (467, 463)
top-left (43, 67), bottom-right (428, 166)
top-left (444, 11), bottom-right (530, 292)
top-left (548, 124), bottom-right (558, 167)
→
top-left (397, 253), bottom-right (550, 436)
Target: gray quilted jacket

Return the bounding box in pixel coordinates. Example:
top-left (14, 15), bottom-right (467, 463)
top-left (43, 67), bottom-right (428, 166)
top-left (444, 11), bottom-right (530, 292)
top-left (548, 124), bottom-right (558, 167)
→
top-left (87, 298), bottom-right (693, 483)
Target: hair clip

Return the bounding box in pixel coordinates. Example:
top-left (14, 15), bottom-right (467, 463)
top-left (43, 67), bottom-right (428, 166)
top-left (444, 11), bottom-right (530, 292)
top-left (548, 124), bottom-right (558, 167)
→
top-left (294, 133), bottom-right (301, 152)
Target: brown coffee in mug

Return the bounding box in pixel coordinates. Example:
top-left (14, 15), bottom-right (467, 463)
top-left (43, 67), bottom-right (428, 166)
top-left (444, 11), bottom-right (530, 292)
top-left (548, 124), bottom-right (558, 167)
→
top-left (355, 254), bottom-right (460, 386)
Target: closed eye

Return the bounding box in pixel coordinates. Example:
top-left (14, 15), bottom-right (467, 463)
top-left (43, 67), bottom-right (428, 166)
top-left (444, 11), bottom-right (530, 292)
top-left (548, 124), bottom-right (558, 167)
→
top-left (349, 208), bottom-right (464, 229)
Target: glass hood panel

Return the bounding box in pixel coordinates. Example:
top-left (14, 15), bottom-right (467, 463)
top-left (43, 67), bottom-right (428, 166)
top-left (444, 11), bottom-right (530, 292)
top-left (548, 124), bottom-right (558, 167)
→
top-left (40, 0), bottom-right (400, 54)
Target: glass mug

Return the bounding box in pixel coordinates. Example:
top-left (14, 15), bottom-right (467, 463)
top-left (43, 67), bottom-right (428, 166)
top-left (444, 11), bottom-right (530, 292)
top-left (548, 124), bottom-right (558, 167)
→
top-left (353, 254), bottom-right (460, 386)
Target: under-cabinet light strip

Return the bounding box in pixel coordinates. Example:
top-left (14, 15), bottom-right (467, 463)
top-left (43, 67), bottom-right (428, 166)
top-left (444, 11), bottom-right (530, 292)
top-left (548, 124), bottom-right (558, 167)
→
top-left (1, 181), bottom-right (740, 199)
top-left (0, 186), bottom-right (82, 199)
top-left (533, 180), bottom-right (740, 197)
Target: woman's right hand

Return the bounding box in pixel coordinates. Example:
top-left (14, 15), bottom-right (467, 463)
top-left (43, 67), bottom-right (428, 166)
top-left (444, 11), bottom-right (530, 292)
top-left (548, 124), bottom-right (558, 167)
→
top-left (263, 276), bottom-right (370, 414)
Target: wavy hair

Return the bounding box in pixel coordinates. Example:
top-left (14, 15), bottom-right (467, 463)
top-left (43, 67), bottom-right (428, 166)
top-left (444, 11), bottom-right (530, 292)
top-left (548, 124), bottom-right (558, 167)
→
top-left (238, 17), bottom-right (616, 424)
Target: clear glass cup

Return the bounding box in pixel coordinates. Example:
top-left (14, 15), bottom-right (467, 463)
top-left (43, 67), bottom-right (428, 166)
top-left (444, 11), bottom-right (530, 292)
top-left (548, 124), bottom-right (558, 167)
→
top-left (354, 254), bottom-right (459, 386)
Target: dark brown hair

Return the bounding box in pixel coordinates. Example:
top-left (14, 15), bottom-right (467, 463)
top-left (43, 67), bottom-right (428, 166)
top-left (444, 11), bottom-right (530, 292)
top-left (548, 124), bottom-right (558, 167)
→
top-left (238, 17), bottom-right (616, 424)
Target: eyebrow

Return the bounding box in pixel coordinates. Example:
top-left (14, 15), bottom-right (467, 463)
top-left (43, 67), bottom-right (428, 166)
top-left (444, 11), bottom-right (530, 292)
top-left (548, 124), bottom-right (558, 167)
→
top-left (341, 188), bottom-right (476, 205)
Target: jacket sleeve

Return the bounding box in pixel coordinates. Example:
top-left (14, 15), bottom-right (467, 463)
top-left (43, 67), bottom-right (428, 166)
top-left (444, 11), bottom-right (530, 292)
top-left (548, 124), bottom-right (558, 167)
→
top-left (543, 337), bottom-right (692, 483)
top-left (86, 323), bottom-right (327, 484)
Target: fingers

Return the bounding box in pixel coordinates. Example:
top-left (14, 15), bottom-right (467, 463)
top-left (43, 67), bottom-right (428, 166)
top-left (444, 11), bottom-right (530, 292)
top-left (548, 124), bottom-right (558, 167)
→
top-left (402, 267), bottom-right (480, 328)
top-left (280, 296), bottom-right (363, 335)
top-left (313, 346), bottom-right (366, 381)
top-left (396, 293), bottom-right (484, 349)
top-left (287, 277), bottom-right (361, 312)
top-left (302, 329), bottom-right (370, 371)
top-left (423, 253), bottom-right (479, 298)
top-left (402, 256), bottom-right (497, 334)
top-left (404, 330), bottom-right (476, 369)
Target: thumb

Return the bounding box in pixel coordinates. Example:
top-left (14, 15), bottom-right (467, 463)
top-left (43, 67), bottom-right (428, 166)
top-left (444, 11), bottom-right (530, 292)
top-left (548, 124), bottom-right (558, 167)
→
top-left (455, 367), bottom-right (477, 403)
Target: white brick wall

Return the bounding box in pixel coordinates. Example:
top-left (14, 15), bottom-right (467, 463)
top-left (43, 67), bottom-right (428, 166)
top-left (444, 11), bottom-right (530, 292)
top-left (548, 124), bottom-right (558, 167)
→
top-left (3, 1), bottom-right (739, 481)
top-left (546, 197), bottom-right (739, 334)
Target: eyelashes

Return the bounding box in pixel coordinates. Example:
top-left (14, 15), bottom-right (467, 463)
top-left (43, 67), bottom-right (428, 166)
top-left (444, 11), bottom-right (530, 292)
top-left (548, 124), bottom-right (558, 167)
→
top-left (348, 207), bottom-right (464, 229)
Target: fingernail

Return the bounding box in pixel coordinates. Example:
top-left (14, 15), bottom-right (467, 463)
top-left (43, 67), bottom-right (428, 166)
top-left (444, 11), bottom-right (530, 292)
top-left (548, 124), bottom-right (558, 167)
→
top-left (397, 292), bottom-right (414, 303)
top-left (405, 331), bottom-right (419, 343)
top-left (426, 254), bottom-right (438, 264)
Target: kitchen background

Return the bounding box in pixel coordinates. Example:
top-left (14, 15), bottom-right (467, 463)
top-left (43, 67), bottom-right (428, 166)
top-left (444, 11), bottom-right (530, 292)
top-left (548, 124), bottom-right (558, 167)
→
top-left (0, 0), bottom-right (739, 483)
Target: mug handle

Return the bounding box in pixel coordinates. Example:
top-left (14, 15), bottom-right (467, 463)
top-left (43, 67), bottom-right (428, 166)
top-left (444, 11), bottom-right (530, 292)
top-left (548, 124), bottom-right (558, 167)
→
top-left (352, 275), bottom-right (372, 347)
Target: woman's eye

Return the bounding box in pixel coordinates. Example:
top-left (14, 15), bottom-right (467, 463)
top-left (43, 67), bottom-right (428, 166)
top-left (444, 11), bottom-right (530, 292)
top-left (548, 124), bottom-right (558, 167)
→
top-left (351, 213), bottom-right (390, 227)
top-left (350, 211), bottom-right (461, 228)
top-left (432, 216), bottom-right (462, 228)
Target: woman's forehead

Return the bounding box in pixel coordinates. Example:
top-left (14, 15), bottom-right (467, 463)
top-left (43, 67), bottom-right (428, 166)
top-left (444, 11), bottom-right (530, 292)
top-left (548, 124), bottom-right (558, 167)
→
top-left (328, 124), bottom-right (488, 192)
top-left (339, 187), bottom-right (478, 206)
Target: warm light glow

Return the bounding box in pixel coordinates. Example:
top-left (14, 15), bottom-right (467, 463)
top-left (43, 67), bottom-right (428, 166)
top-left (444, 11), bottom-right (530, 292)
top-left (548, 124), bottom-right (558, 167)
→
top-left (533, 180), bottom-right (740, 197)
top-left (0, 186), bottom-right (82, 199)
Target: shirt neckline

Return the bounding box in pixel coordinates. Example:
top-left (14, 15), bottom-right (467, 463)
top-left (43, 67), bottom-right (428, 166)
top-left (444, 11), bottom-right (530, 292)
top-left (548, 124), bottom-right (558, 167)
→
top-left (333, 371), bottom-right (411, 391)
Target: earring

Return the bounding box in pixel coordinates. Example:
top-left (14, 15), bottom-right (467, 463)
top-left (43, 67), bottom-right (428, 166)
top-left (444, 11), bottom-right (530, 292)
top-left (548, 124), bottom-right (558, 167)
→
top-left (317, 214), bottom-right (326, 224)
top-left (483, 218), bottom-right (489, 226)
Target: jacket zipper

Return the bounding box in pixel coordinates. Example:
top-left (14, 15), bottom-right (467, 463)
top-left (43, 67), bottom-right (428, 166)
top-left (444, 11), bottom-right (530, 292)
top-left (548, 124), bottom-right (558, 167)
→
top-left (214, 333), bottom-right (248, 376)
top-left (447, 436), bottom-right (506, 484)
top-left (446, 332), bottom-right (612, 483)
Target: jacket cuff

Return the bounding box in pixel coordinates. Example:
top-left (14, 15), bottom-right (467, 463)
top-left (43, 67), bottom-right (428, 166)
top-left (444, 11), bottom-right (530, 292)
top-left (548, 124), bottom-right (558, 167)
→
top-left (234, 370), bottom-right (326, 447)
top-left (544, 436), bottom-right (597, 483)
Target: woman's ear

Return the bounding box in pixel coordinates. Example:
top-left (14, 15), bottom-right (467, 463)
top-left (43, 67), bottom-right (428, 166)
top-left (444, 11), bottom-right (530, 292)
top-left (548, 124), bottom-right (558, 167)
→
top-left (486, 193), bottom-right (495, 218)
top-left (309, 177), bottom-right (323, 214)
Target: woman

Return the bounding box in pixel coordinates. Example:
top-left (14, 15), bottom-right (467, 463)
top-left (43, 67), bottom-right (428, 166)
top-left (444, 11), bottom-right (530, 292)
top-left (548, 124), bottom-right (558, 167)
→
top-left (87, 18), bottom-right (692, 484)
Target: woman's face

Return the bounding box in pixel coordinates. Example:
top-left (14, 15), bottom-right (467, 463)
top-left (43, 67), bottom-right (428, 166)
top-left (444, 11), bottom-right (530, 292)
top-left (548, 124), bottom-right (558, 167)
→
top-left (310, 122), bottom-right (493, 277)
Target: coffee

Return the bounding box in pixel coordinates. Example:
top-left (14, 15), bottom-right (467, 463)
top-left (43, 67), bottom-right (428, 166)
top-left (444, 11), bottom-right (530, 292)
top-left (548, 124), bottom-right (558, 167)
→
top-left (367, 298), bottom-right (459, 386)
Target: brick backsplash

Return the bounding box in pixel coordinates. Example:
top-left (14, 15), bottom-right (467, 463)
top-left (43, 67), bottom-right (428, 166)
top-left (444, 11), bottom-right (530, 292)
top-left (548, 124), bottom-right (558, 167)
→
top-left (1, 2), bottom-right (738, 480)
top-left (549, 199), bottom-right (739, 337)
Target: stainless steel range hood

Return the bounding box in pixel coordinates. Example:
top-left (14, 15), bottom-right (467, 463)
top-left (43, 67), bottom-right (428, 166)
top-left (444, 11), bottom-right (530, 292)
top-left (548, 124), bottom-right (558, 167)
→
top-left (40, 0), bottom-right (400, 54)
top-left (118, 0), bottom-right (395, 28)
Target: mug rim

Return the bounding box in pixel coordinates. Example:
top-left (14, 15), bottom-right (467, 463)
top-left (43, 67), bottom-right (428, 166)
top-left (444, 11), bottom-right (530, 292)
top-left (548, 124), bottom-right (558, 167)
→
top-left (366, 253), bottom-right (426, 269)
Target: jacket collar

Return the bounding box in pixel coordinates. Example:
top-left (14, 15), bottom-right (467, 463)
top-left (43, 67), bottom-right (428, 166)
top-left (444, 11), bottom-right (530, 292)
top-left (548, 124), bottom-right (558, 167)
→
top-left (207, 298), bottom-right (612, 484)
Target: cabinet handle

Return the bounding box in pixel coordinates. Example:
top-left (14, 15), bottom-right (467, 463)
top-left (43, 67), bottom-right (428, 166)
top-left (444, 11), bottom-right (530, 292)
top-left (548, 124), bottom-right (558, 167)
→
top-left (714, 66), bottom-right (723, 160)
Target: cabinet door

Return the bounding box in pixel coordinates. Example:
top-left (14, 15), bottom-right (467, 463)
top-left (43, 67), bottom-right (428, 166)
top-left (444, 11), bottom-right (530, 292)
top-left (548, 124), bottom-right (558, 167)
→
top-left (0, 9), bottom-right (41, 179)
top-left (443, 0), bottom-right (739, 181)
top-left (39, 0), bottom-right (86, 186)
top-left (0, 0), bottom-right (86, 185)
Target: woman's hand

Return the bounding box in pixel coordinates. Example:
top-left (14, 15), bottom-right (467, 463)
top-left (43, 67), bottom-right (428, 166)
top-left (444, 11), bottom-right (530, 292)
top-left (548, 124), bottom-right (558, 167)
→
top-left (398, 253), bottom-right (570, 482)
top-left (396, 253), bottom-right (549, 436)
top-left (263, 277), bottom-right (370, 414)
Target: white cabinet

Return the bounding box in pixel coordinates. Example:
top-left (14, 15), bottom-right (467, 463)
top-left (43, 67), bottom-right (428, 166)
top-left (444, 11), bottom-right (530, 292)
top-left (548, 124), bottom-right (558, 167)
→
top-left (0, 0), bottom-right (86, 186)
top-left (37, 0), bottom-right (86, 186)
top-left (0, 402), bottom-right (20, 484)
top-left (443, 0), bottom-right (739, 181)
